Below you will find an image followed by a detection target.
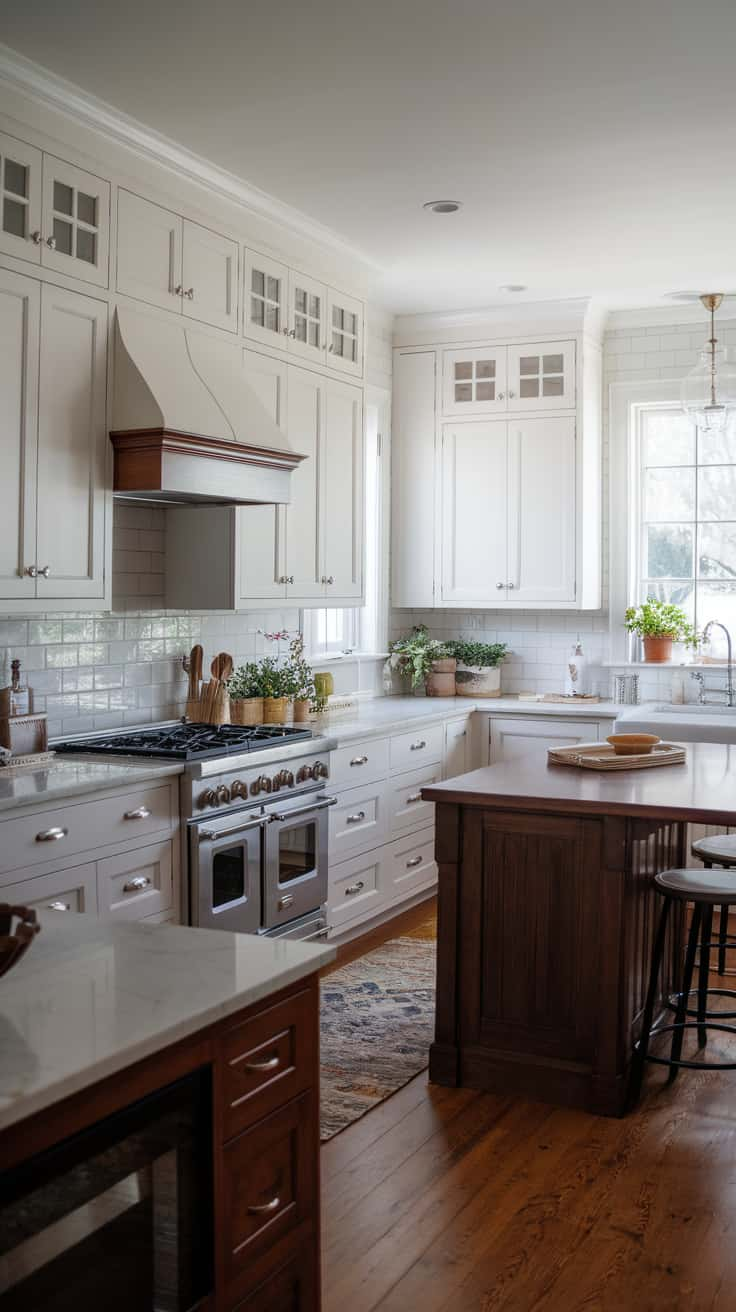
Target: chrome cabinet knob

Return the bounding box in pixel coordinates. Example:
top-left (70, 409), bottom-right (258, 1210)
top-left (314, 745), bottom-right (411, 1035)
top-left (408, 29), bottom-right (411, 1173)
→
top-left (508, 390), bottom-right (516, 398)
top-left (185, 287), bottom-right (195, 300)
top-left (45, 235), bottom-right (57, 250)
top-left (287, 575), bottom-right (295, 585)
top-left (174, 284), bottom-right (183, 296)
top-left (321, 575), bottom-right (334, 585)
top-left (288, 328), bottom-right (296, 338)
top-left (26, 565), bottom-right (38, 578)
top-left (496, 582), bottom-right (504, 589)
top-left (38, 566), bottom-right (50, 578)
top-left (31, 230), bottom-right (42, 245)
top-left (497, 391), bottom-right (505, 400)
top-left (282, 327), bottom-right (290, 336)
top-left (508, 582), bottom-right (515, 590)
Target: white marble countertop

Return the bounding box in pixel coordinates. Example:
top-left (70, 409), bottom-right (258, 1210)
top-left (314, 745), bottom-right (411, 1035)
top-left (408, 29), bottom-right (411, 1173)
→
top-left (322, 694), bottom-right (620, 745)
top-left (0, 756), bottom-right (184, 816)
top-left (0, 913), bottom-right (334, 1131)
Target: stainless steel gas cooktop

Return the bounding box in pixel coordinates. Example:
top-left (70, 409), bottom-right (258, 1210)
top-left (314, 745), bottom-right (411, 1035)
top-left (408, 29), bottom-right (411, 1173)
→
top-left (52, 721), bottom-right (314, 762)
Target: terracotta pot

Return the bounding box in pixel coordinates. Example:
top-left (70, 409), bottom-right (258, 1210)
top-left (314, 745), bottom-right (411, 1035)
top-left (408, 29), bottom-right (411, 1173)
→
top-left (262, 696), bottom-right (289, 725)
top-left (455, 663), bottom-right (501, 698)
top-left (425, 657), bottom-right (457, 698)
top-left (293, 698), bottom-right (311, 722)
top-left (230, 697), bottom-right (264, 726)
top-left (642, 636), bottom-right (673, 663)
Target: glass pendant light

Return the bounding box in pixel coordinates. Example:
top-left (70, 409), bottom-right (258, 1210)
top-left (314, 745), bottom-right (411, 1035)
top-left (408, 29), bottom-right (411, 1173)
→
top-left (681, 293), bottom-right (736, 434)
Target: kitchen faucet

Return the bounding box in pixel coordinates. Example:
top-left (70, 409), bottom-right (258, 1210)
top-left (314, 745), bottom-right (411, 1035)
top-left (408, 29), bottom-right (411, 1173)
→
top-left (690, 620), bottom-right (735, 706)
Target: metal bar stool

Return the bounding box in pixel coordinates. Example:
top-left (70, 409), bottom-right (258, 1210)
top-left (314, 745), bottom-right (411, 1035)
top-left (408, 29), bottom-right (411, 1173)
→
top-left (630, 867), bottom-right (736, 1104)
top-left (691, 834), bottom-right (736, 975)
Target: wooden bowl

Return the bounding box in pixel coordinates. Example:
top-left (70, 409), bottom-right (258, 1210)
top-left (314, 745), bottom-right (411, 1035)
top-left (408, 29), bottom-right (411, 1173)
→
top-left (0, 904), bottom-right (41, 978)
top-left (606, 732), bottom-right (661, 757)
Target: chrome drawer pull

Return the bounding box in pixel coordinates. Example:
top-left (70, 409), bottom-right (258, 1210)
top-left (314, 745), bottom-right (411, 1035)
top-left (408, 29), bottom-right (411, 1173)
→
top-left (346, 811), bottom-right (366, 824)
top-left (350, 755), bottom-right (369, 766)
top-left (36, 826), bottom-right (68, 843)
top-left (123, 875), bottom-right (151, 893)
top-left (124, 806), bottom-right (151, 821)
top-left (410, 740), bottom-right (427, 751)
top-left (406, 855), bottom-right (423, 869)
top-left (244, 1054), bottom-right (280, 1073)
top-left (345, 880), bottom-right (365, 896)
top-left (248, 1196), bottom-right (281, 1216)
top-left (47, 900), bottom-right (71, 911)
top-left (406, 793), bottom-right (423, 804)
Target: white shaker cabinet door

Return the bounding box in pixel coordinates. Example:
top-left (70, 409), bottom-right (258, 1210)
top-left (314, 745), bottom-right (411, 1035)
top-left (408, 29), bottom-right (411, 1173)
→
top-left (488, 716), bottom-right (600, 765)
top-left (35, 285), bottom-right (108, 601)
top-left (440, 421), bottom-right (508, 604)
top-left (0, 269), bottom-right (39, 600)
top-left (41, 156), bottom-right (110, 288)
top-left (507, 416), bottom-right (576, 603)
top-left (284, 366), bottom-right (324, 600)
top-left (181, 219), bottom-right (238, 333)
top-left (0, 131), bottom-right (42, 263)
top-left (236, 350), bottom-right (288, 603)
top-left (243, 249), bottom-right (289, 348)
top-left (322, 377), bottom-right (363, 600)
top-left (117, 189), bottom-right (183, 313)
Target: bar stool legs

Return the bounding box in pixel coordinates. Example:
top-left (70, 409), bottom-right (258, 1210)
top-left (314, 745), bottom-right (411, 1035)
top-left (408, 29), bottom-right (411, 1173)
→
top-left (667, 903), bottom-right (701, 1083)
top-left (697, 904), bottom-right (714, 1047)
top-left (718, 903), bottom-right (730, 975)
top-left (630, 898), bottom-right (671, 1105)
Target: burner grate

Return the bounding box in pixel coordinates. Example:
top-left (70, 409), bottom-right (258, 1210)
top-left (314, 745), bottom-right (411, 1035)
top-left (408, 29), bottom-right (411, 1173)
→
top-left (53, 722), bottom-right (314, 761)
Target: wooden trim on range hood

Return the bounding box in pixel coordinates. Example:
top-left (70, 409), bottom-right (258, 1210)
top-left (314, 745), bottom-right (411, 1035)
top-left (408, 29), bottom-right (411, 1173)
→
top-left (111, 429), bottom-right (306, 505)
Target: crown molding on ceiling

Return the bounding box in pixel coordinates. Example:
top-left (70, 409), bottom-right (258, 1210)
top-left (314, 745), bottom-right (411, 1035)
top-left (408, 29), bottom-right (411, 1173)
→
top-left (0, 42), bottom-right (383, 275)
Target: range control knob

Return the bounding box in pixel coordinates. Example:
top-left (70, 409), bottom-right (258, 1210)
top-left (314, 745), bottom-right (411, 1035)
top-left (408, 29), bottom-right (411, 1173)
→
top-left (250, 775), bottom-right (273, 796)
top-left (199, 788), bottom-right (219, 809)
top-left (230, 779), bottom-right (248, 800)
top-left (216, 784), bottom-right (231, 805)
top-left (278, 769), bottom-right (295, 788)
top-left (313, 760), bottom-right (329, 779)
top-left (296, 764), bottom-right (314, 783)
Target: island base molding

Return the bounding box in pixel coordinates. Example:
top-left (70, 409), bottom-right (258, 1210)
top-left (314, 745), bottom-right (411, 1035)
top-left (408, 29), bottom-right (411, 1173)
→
top-left (430, 802), bottom-right (687, 1117)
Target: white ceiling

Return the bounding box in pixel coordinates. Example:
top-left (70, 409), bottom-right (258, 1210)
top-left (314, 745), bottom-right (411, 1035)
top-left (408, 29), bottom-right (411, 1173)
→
top-left (3, 0), bottom-right (736, 315)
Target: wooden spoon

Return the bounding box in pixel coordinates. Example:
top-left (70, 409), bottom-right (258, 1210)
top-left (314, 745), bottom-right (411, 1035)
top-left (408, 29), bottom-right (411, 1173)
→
top-left (188, 644), bottom-right (203, 700)
top-left (211, 652), bottom-right (233, 681)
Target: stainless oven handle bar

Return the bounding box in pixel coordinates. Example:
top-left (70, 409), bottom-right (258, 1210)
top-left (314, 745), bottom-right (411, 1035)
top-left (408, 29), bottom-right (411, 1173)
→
top-left (270, 795), bottom-right (338, 823)
top-left (197, 814), bottom-right (269, 842)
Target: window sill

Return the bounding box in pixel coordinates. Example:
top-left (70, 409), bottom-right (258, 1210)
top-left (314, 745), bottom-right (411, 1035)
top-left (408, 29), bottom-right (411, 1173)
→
top-left (599, 660), bottom-right (732, 670)
top-left (303, 651), bottom-right (389, 665)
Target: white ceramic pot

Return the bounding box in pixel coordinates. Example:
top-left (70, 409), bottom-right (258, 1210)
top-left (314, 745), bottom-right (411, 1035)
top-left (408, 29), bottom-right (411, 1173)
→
top-left (455, 663), bottom-right (501, 698)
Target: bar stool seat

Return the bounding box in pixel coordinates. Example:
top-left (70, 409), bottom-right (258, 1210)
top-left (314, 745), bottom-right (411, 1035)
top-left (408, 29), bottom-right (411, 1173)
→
top-left (630, 867), bottom-right (736, 1106)
top-left (691, 834), bottom-right (736, 866)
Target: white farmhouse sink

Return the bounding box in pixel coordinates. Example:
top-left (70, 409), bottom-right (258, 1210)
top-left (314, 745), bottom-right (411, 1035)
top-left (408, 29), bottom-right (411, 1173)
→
top-left (615, 703), bottom-right (736, 743)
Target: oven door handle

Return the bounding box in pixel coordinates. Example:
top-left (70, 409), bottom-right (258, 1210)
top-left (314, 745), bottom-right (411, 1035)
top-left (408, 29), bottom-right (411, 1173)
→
top-left (269, 795), bottom-right (338, 823)
top-left (197, 814), bottom-right (268, 842)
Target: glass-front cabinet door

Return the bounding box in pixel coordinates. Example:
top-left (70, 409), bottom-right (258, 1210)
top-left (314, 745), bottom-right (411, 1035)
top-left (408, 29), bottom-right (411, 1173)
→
top-left (288, 270), bottom-right (327, 363)
top-left (40, 157), bottom-right (110, 288)
top-left (243, 248), bottom-right (289, 347)
top-left (0, 131), bottom-right (42, 263)
top-left (442, 346), bottom-right (508, 415)
top-left (327, 287), bottom-right (363, 378)
top-left (507, 340), bottom-right (576, 412)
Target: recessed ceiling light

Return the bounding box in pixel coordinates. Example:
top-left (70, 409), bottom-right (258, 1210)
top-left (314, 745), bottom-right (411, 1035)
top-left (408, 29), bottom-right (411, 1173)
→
top-left (498, 284), bottom-right (528, 293)
top-left (423, 199), bottom-right (462, 214)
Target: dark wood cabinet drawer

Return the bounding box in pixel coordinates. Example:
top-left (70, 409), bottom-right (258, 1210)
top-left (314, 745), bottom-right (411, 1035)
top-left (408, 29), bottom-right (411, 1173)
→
top-left (219, 990), bottom-right (315, 1140)
top-left (228, 1241), bottom-right (317, 1311)
top-left (222, 1093), bottom-right (317, 1296)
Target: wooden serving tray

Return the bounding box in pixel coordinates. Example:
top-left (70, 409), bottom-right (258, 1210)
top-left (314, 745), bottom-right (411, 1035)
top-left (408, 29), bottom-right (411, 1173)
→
top-left (548, 741), bottom-right (686, 770)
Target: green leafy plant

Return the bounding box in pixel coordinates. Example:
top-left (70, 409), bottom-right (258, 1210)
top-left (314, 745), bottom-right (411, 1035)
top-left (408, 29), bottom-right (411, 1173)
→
top-left (285, 633), bottom-right (316, 703)
top-left (445, 640), bottom-right (508, 668)
top-left (389, 625), bottom-right (452, 690)
top-left (624, 599), bottom-right (698, 647)
top-left (226, 662), bottom-right (264, 700)
top-left (258, 656), bottom-right (288, 699)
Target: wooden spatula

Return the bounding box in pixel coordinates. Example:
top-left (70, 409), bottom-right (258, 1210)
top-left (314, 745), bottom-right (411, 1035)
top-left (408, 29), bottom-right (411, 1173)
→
top-left (188, 644), bottom-right (203, 700)
top-left (211, 652), bottom-right (233, 682)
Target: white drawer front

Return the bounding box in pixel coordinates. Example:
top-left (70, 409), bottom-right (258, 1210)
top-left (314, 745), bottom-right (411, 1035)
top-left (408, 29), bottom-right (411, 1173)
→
top-left (329, 780), bottom-right (387, 861)
top-left (330, 737), bottom-right (389, 790)
top-left (388, 764), bottom-right (440, 836)
top-left (0, 784), bottom-right (175, 877)
top-left (328, 850), bottom-right (386, 930)
top-left (389, 724), bottom-right (443, 775)
top-left (98, 838), bottom-right (174, 921)
top-left (386, 828), bottom-right (437, 901)
top-left (3, 862), bottom-right (98, 916)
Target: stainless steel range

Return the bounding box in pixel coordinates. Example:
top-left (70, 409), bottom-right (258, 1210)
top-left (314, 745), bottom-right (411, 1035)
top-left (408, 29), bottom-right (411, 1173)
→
top-left (54, 722), bottom-right (336, 941)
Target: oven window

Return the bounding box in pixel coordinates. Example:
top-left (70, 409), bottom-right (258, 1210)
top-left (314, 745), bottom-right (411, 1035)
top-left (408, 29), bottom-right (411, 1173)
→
top-left (212, 845), bottom-right (246, 907)
top-left (278, 822), bottom-right (316, 884)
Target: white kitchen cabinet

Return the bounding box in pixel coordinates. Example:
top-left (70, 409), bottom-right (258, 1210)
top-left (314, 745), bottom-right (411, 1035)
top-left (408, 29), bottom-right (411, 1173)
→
top-left (440, 421), bottom-right (508, 604)
top-left (0, 273), bottom-right (108, 608)
top-left (444, 714), bottom-right (471, 780)
top-left (391, 349), bottom-right (436, 609)
top-left (507, 416), bottom-right (576, 603)
top-left (507, 340), bottom-right (575, 412)
top-left (97, 838), bottom-right (174, 922)
top-left (487, 715), bottom-right (607, 765)
top-left (385, 828), bottom-right (437, 902)
top-left (237, 351), bottom-right (289, 602)
top-left (0, 133), bottom-right (110, 288)
top-left (288, 269), bottom-right (327, 364)
top-left (284, 366), bottom-right (324, 600)
top-left (117, 190), bottom-right (238, 331)
top-left (327, 287), bottom-right (363, 377)
top-left (328, 848), bottom-right (387, 932)
top-left (443, 345), bottom-right (508, 415)
top-left (0, 269), bottom-right (39, 600)
top-left (3, 863), bottom-right (98, 917)
top-left (322, 376), bottom-right (363, 599)
top-left (388, 763), bottom-right (439, 837)
top-left (244, 249), bottom-right (289, 347)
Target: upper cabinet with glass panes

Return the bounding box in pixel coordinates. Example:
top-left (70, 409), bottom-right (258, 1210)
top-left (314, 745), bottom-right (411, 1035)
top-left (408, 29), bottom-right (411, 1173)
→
top-left (243, 248), bottom-right (363, 376)
top-left (443, 341), bottom-right (575, 415)
top-left (0, 133), bottom-right (109, 288)
top-left (327, 287), bottom-right (363, 377)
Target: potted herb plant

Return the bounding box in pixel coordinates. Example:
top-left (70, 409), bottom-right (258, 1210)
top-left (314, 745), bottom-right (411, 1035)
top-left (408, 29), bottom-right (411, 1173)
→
top-left (388, 626), bottom-right (456, 697)
top-left (624, 599), bottom-right (698, 663)
top-left (226, 661), bottom-right (264, 725)
top-left (446, 640), bottom-right (508, 697)
top-left (285, 634), bottom-right (315, 722)
top-left (259, 657), bottom-right (289, 724)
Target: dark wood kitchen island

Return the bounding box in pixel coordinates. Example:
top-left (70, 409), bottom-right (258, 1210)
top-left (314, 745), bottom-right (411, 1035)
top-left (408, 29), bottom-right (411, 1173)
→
top-left (423, 741), bottom-right (736, 1116)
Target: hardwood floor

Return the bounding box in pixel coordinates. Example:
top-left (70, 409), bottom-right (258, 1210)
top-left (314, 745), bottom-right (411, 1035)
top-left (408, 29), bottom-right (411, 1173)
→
top-left (321, 899), bottom-right (736, 1311)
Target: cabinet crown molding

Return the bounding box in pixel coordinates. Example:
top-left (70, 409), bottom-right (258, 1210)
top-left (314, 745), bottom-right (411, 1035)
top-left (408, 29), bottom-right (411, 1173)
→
top-left (0, 41), bottom-right (381, 277)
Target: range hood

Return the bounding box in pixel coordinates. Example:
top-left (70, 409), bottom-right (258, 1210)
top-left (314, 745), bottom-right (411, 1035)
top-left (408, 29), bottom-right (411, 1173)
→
top-left (110, 307), bottom-right (305, 504)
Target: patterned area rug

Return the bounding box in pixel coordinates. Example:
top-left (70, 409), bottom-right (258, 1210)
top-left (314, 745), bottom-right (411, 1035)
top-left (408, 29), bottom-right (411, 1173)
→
top-left (320, 934), bottom-right (437, 1140)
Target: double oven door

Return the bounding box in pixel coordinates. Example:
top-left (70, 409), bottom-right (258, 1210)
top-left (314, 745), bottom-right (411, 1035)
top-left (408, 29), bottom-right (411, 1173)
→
top-left (190, 791), bottom-right (334, 934)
